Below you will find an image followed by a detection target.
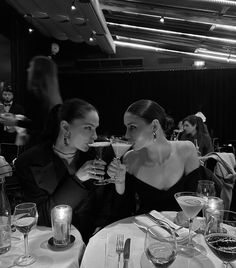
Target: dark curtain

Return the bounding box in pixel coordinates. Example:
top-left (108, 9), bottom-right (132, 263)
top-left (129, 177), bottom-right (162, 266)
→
top-left (59, 68), bottom-right (236, 143)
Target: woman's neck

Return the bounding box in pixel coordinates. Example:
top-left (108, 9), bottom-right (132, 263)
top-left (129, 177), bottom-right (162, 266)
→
top-left (52, 143), bottom-right (77, 160)
top-left (145, 137), bottom-right (172, 165)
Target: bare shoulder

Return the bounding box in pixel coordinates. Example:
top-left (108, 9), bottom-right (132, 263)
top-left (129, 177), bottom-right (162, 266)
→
top-left (174, 140), bottom-right (196, 157)
top-left (173, 141), bottom-right (199, 174)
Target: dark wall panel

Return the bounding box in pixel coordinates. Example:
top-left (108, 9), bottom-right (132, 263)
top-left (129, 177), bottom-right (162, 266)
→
top-left (59, 68), bottom-right (236, 143)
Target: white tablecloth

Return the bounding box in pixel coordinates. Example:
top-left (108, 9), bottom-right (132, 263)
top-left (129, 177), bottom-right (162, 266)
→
top-left (0, 225), bottom-right (85, 268)
top-left (81, 213), bottom-right (236, 268)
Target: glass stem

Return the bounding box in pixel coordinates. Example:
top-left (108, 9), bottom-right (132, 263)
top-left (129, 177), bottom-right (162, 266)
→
top-left (188, 218), bottom-right (193, 247)
top-left (24, 233), bottom-right (29, 256)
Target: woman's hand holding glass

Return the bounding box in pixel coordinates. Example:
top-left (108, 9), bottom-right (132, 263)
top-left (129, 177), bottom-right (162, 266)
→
top-left (75, 159), bottom-right (106, 182)
top-left (107, 158), bottom-right (126, 184)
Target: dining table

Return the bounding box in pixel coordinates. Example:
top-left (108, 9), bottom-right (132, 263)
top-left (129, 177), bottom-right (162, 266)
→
top-left (80, 211), bottom-right (236, 268)
top-left (0, 225), bottom-right (85, 268)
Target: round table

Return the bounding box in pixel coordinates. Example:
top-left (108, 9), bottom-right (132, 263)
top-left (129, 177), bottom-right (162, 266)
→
top-left (0, 225), bottom-right (85, 268)
top-left (80, 212), bottom-right (236, 268)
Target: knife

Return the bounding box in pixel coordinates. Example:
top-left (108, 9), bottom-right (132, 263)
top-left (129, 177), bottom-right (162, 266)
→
top-left (123, 238), bottom-right (131, 268)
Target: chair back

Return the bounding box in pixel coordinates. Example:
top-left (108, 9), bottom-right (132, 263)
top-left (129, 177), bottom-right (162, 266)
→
top-left (203, 152), bottom-right (236, 210)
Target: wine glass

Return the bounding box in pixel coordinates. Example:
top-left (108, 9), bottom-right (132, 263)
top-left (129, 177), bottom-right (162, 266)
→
top-left (205, 210), bottom-right (236, 267)
top-left (144, 221), bottom-right (177, 267)
top-left (13, 202), bottom-right (38, 266)
top-left (88, 137), bottom-right (110, 186)
top-left (197, 180), bottom-right (216, 231)
top-left (197, 180), bottom-right (216, 198)
top-left (105, 136), bottom-right (132, 183)
top-left (174, 191), bottom-right (205, 256)
top-left (194, 139), bottom-right (201, 156)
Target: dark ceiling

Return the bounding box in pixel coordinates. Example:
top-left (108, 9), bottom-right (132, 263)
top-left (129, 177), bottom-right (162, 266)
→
top-left (4, 0), bottom-right (236, 70)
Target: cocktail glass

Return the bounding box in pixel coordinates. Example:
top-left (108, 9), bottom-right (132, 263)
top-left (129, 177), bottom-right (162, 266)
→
top-left (88, 138), bottom-right (110, 186)
top-left (106, 137), bottom-right (132, 183)
top-left (174, 191), bottom-right (205, 256)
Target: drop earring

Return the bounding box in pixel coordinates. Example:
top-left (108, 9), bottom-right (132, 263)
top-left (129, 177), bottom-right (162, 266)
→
top-left (153, 131), bottom-right (157, 142)
top-left (64, 132), bottom-right (70, 146)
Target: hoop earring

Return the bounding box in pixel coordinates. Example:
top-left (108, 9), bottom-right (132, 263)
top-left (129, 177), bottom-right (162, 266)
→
top-left (153, 131), bottom-right (157, 142)
top-left (64, 132), bottom-right (70, 146)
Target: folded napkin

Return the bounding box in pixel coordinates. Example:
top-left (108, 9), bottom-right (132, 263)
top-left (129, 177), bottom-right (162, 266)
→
top-left (105, 233), bottom-right (134, 268)
top-left (134, 210), bottom-right (189, 244)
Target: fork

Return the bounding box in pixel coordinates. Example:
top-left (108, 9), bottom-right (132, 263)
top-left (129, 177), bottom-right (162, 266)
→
top-left (116, 234), bottom-right (124, 268)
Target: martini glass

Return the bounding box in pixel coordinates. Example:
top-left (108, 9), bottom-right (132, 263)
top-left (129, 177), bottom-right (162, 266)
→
top-left (174, 192), bottom-right (205, 256)
top-left (88, 139), bottom-right (110, 186)
top-left (106, 137), bottom-right (132, 184)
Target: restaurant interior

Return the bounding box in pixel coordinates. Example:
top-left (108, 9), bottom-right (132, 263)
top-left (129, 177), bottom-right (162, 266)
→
top-left (1, 1), bottom-right (236, 267)
top-left (0, 0), bottom-right (236, 142)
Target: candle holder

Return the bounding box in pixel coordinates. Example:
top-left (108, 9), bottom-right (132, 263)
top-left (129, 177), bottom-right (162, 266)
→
top-left (51, 205), bottom-right (72, 247)
top-left (205, 197), bottom-right (224, 232)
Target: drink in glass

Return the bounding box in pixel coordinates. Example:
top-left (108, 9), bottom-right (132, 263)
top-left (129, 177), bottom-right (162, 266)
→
top-left (88, 140), bottom-right (110, 185)
top-left (106, 137), bottom-right (132, 183)
top-left (144, 221), bottom-right (177, 267)
top-left (205, 210), bottom-right (236, 267)
top-left (13, 203), bottom-right (37, 266)
top-left (174, 192), bottom-right (205, 256)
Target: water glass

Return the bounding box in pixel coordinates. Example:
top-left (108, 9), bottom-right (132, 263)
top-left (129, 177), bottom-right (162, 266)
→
top-left (144, 221), bottom-right (177, 267)
top-left (51, 205), bottom-right (72, 247)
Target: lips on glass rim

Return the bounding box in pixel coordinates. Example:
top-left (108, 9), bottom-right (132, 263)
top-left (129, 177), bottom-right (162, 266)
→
top-left (88, 141), bottom-right (111, 147)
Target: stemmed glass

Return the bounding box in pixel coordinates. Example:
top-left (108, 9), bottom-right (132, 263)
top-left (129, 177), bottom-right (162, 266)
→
top-left (144, 221), bottom-right (177, 267)
top-left (197, 180), bottom-right (216, 230)
top-left (88, 137), bottom-right (110, 186)
top-left (205, 210), bottom-right (236, 267)
top-left (174, 192), bottom-right (205, 256)
top-left (106, 136), bottom-right (132, 183)
top-left (197, 180), bottom-right (216, 198)
top-left (13, 202), bottom-right (38, 266)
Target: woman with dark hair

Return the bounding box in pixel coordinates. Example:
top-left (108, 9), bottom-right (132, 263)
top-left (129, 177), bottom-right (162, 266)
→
top-left (108, 99), bottom-right (203, 214)
top-left (180, 114), bottom-right (213, 156)
top-left (15, 98), bottom-right (124, 242)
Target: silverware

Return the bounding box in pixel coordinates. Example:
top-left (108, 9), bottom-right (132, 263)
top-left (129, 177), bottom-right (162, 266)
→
top-left (123, 238), bottom-right (131, 268)
top-left (116, 234), bottom-right (124, 268)
top-left (145, 213), bottom-right (181, 237)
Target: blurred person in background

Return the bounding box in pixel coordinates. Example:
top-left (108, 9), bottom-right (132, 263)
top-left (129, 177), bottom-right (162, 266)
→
top-left (0, 84), bottom-right (25, 144)
top-left (180, 114), bottom-right (213, 156)
top-left (0, 56), bottom-right (62, 147)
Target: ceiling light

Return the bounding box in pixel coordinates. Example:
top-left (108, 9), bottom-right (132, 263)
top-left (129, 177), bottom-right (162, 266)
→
top-left (71, 0), bottom-right (76, 10)
top-left (159, 16), bottom-right (164, 23)
top-left (108, 22), bottom-right (236, 45)
top-left (193, 60), bottom-right (205, 68)
top-left (28, 28), bottom-right (34, 33)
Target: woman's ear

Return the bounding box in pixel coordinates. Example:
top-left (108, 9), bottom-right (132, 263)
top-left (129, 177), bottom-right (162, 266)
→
top-left (60, 120), bottom-right (69, 133)
top-left (151, 119), bottom-right (160, 133)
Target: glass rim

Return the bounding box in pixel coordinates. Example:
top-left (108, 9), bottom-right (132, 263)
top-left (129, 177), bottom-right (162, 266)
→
top-left (52, 204), bottom-right (72, 210)
top-left (14, 202), bottom-right (36, 210)
top-left (174, 191), bottom-right (200, 197)
top-left (197, 180), bottom-right (215, 184)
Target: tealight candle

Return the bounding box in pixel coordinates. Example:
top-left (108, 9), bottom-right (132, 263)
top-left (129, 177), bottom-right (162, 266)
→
top-left (51, 205), bottom-right (72, 247)
top-left (205, 197), bottom-right (224, 232)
